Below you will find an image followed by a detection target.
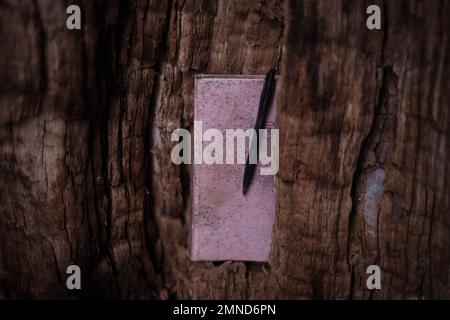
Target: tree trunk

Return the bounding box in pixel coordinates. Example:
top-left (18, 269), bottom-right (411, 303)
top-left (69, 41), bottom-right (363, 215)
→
top-left (273, 0), bottom-right (450, 299)
top-left (0, 0), bottom-right (448, 300)
top-left (0, 0), bottom-right (284, 299)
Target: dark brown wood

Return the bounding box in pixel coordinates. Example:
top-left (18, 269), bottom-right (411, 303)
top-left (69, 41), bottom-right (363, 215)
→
top-left (0, 0), bottom-right (283, 299)
top-left (273, 0), bottom-right (450, 299)
top-left (0, 0), bottom-right (448, 300)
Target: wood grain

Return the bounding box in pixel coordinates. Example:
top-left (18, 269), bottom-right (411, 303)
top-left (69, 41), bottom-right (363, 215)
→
top-left (0, 0), bottom-right (448, 299)
top-left (272, 0), bottom-right (450, 299)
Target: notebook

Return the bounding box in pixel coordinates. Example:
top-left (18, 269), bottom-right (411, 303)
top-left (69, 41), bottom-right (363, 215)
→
top-left (191, 75), bottom-right (277, 262)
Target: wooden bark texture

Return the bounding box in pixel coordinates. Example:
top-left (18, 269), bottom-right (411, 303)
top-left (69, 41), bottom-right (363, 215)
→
top-left (0, 0), bottom-right (449, 300)
top-left (273, 0), bottom-right (450, 299)
top-left (0, 0), bottom-right (283, 299)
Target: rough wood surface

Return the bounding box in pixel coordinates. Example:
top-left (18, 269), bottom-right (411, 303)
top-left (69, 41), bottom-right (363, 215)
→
top-left (0, 0), bottom-right (283, 299)
top-left (0, 0), bottom-right (449, 300)
top-left (272, 0), bottom-right (450, 299)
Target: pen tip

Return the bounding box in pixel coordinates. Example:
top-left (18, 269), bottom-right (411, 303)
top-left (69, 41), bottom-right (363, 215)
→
top-left (243, 185), bottom-right (247, 195)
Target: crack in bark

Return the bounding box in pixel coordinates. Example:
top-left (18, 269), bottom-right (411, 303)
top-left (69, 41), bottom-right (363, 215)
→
top-left (32, 0), bottom-right (47, 118)
top-left (347, 64), bottom-right (396, 298)
top-left (347, 1), bottom-right (392, 299)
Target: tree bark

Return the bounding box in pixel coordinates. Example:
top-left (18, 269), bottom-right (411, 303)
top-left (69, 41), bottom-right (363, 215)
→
top-left (0, 0), bottom-right (448, 300)
top-left (0, 0), bottom-right (283, 299)
top-left (273, 0), bottom-right (450, 299)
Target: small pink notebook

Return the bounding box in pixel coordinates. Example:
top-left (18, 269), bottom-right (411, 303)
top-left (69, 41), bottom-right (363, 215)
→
top-left (191, 75), bottom-right (277, 262)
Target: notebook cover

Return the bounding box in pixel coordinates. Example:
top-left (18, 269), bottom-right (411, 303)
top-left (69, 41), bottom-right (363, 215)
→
top-left (191, 75), bottom-right (277, 262)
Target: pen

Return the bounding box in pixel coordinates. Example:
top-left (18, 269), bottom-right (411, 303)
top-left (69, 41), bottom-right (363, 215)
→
top-left (243, 69), bottom-right (277, 195)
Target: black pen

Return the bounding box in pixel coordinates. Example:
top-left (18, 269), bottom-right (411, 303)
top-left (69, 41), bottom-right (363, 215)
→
top-left (243, 69), bottom-right (277, 195)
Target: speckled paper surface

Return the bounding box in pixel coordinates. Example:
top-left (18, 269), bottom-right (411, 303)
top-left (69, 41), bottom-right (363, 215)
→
top-left (191, 75), bottom-right (277, 262)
